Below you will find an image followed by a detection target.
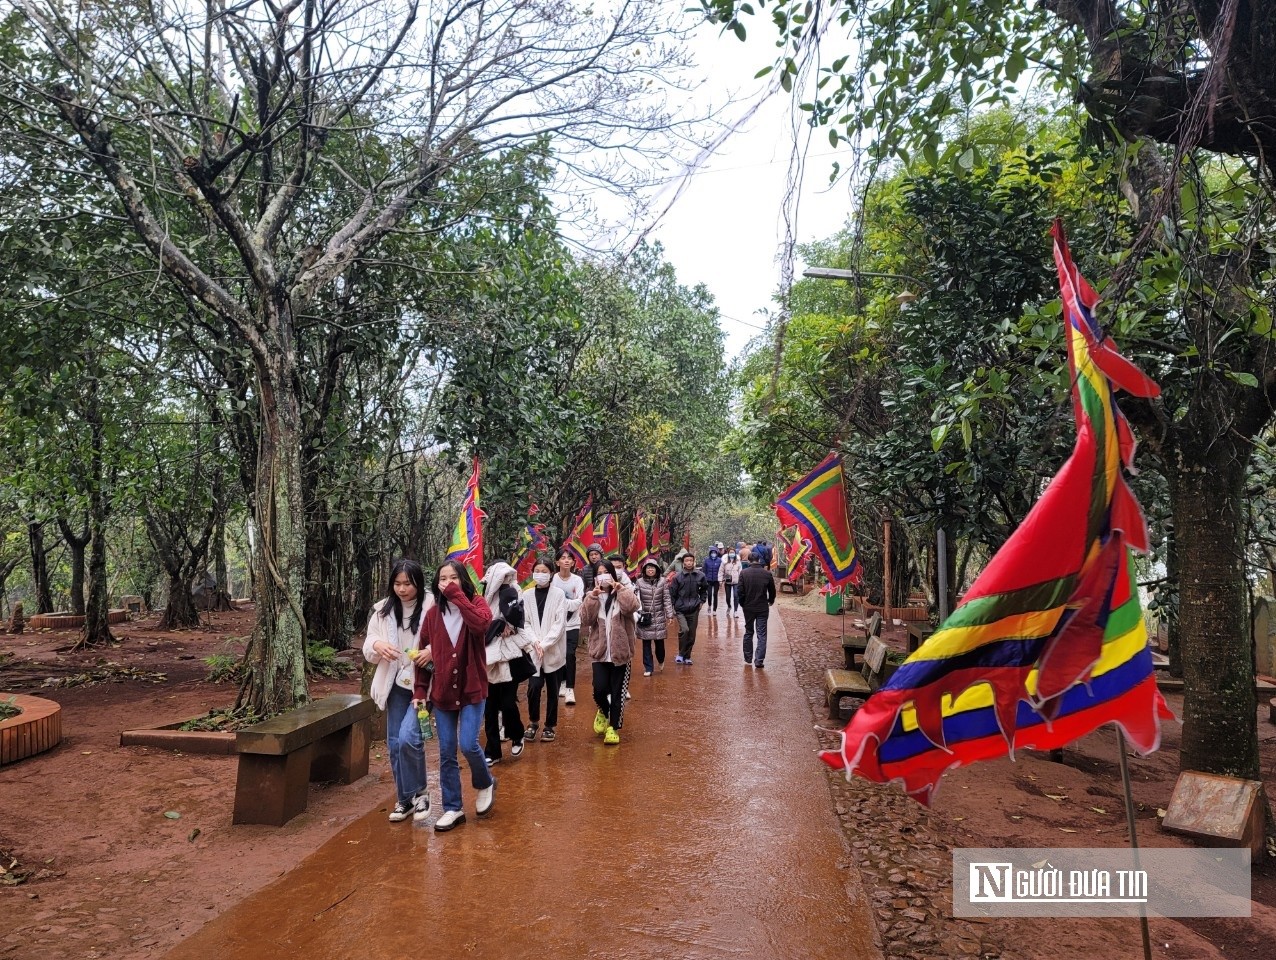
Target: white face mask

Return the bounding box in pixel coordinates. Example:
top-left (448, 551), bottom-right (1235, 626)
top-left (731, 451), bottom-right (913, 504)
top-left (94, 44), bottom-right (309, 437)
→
top-left (533, 571), bottom-right (552, 587)
top-left (595, 573), bottom-right (614, 588)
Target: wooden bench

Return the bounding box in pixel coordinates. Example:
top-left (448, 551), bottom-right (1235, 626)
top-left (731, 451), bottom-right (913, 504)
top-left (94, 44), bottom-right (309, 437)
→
top-left (842, 611), bottom-right (882, 669)
top-left (826, 637), bottom-right (888, 720)
top-left (233, 694), bottom-right (375, 826)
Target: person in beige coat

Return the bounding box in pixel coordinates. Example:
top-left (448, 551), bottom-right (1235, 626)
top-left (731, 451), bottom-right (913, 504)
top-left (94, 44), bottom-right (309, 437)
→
top-left (521, 557), bottom-right (571, 742)
top-left (580, 559), bottom-right (637, 745)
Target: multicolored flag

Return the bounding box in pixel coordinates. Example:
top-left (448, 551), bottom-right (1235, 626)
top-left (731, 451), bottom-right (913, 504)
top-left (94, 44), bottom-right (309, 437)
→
top-left (562, 497), bottom-right (594, 568)
top-left (445, 459), bottom-right (486, 582)
top-left (649, 516), bottom-right (666, 557)
top-left (779, 525), bottom-right (812, 579)
top-left (773, 454), bottom-right (862, 587)
top-left (625, 512), bottom-right (654, 578)
top-left (593, 512), bottom-right (621, 556)
top-left (821, 222), bottom-right (1173, 803)
top-left (513, 513), bottom-right (551, 587)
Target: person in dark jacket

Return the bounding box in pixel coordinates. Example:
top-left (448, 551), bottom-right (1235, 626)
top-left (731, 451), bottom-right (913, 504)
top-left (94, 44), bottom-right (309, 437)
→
top-left (702, 547), bottom-right (722, 613)
top-left (580, 544), bottom-right (604, 592)
top-left (669, 553), bottom-right (708, 664)
top-left (737, 550), bottom-right (777, 668)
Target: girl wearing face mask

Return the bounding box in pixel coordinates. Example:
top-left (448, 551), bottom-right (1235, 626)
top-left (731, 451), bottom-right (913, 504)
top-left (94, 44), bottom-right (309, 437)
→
top-left (579, 559), bottom-right (638, 745)
top-left (721, 550), bottom-right (743, 617)
top-left (635, 558), bottom-right (676, 676)
top-left (521, 557), bottom-right (569, 742)
top-left (553, 548), bottom-right (585, 706)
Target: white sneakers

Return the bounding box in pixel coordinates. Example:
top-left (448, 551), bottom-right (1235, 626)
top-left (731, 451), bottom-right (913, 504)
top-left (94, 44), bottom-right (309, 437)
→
top-left (390, 791), bottom-right (430, 823)
top-left (434, 809), bottom-right (465, 832)
top-left (476, 780), bottom-right (496, 818)
top-left (564, 688), bottom-right (576, 705)
top-left (411, 792), bottom-right (431, 822)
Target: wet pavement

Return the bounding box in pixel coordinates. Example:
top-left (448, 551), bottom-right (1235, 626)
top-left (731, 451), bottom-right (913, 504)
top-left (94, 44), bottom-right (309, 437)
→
top-left (163, 607), bottom-right (879, 960)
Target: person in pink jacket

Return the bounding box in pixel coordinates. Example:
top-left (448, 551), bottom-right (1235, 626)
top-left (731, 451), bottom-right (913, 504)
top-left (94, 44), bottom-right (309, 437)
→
top-left (579, 559), bottom-right (638, 745)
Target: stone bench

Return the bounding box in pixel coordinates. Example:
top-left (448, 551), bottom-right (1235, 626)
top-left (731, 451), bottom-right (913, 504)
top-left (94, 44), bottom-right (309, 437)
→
top-left (826, 637), bottom-right (888, 720)
top-left (233, 694), bottom-right (375, 826)
top-left (842, 611), bottom-right (882, 669)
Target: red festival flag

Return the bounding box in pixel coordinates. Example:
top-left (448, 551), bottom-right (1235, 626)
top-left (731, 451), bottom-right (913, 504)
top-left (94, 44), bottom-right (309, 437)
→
top-left (562, 497), bottom-right (594, 567)
top-left (593, 512), bottom-right (621, 556)
top-left (625, 513), bottom-right (651, 578)
top-left (445, 459), bottom-right (486, 582)
top-left (821, 222), bottom-right (1172, 803)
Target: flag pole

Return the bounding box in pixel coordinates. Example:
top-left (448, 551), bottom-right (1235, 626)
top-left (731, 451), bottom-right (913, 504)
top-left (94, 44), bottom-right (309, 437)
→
top-left (1116, 727), bottom-right (1153, 960)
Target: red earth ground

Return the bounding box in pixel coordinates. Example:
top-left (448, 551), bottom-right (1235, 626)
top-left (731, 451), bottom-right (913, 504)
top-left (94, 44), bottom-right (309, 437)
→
top-left (1, 599), bottom-right (1274, 959)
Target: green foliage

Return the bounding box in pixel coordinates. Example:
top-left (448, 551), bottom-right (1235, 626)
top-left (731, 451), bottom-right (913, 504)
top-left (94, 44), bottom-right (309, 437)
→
top-left (0, 696), bottom-right (21, 721)
top-left (305, 644), bottom-right (354, 680)
top-left (203, 654), bottom-right (245, 685)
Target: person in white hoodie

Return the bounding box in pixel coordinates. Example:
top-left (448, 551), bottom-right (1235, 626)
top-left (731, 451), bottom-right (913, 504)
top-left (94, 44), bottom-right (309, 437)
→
top-left (481, 561), bottom-right (536, 765)
top-left (362, 558), bottom-right (433, 823)
top-left (521, 557), bottom-right (571, 742)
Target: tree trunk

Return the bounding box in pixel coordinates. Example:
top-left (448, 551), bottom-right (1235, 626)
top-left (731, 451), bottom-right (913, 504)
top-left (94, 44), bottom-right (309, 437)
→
top-left (157, 569), bottom-right (201, 629)
top-left (79, 386), bottom-right (114, 648)
top-left (1173, 441), bottom-right (1259, 778)
top-left (304, 510), bottom-right (350, 651)
top-left (237, 324), bottom-right (309, 716)
top-left (28, 522), bottom-right (54, 614)
top-left (213, 515), bottom-right (230, 600)
top-left (57, 516), bottom-right (90, 616)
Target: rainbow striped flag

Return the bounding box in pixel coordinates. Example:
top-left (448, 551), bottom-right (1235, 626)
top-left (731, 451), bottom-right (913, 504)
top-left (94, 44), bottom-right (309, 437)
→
top-left (513, 516), bottom-right (550, 587)
top-left (774, 454), bottom-right (862, 587)
top-left (445, 459), bottom-right (486, 582)
top-left (821, 222), bottom-right (1173, 803)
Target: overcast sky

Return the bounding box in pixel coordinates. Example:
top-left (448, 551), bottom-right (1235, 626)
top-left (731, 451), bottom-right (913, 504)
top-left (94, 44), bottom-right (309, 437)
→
top-left (644, 16), bottom-right (857, 361)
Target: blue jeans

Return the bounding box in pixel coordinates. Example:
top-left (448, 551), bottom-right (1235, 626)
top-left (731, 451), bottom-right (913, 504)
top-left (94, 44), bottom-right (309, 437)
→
top-left (743, 610), bottom-right (769, 665)
top-left (433, 701), bottom-right (493, 813)
top-left (386, 685), bottom-right (427, 804)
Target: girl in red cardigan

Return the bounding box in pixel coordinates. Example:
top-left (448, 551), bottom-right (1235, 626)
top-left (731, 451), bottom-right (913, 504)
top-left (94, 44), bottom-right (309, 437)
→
top-left (414, 560), bottom-right (495, 831)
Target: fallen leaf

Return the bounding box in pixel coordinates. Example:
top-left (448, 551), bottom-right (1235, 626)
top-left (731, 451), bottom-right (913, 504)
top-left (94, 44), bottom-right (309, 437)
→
top-left (163, 811), bottom-right (181, 820)
top-left (1157, 808), bottom-right (1167, 818)
top-left (1090, 807), bottom-right (1106, 814)
top-left (81, 751), bottom-right (92, 755)
top-left (1010, 815), bottom-right (1023, 821)
top-left (1044, 794), bottom-right (1068, 802)
top-left (187, 829), bottom-right (200, 843)
top-left (952, 816), bottom-right (965, 821)
top-left (1059, 828), bottom-right (1077, 833)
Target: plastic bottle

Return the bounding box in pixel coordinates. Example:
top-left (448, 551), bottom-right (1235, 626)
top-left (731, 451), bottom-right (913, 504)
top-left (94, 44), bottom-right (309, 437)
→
top-left (417, 706), bottom-right (434, 741)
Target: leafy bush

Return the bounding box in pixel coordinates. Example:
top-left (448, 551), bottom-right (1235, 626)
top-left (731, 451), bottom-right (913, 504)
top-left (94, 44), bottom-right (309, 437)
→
top-left (306, 644), bottom-right (354, 679)
top-left (203, 654), bottom-right (245, 684)
top-left (0, 696), bottom-right (21, 722)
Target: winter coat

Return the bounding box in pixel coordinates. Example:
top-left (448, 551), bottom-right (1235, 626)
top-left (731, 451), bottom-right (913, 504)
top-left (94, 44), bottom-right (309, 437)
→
top-left (721, 557), bottom-right (742, 585)
top-left (633, 576), bottom-right (675, 641)
top-left (703, 550), bottom-right (722, 582)
top-left (670, 568), bottom-right (709, 614)
top-left (483, 562), bottom-right (535, 684)
top-left (737, 564), bottom-right (777, 614)
top-left (520, 583), bottom-right (569, 674)
top-left (362, 597), bottom-right (431, 710)
top-left (580, 584), bottom-right (638, 665)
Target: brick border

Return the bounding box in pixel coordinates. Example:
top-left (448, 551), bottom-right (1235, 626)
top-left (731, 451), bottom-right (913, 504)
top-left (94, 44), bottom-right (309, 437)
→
top-left (0, 694), bottom-right (63, 765)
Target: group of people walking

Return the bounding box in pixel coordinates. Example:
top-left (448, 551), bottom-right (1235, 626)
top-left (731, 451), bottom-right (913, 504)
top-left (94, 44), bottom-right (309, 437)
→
top-left (361, 542), bottom-right (776, 832)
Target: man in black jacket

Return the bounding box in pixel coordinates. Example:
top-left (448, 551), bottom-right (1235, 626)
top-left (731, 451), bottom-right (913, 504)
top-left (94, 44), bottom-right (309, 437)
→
top-left (669, 553), bottom-right (708, 665)
top-left (737, 550), bottom-right (777, 668)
